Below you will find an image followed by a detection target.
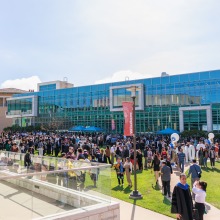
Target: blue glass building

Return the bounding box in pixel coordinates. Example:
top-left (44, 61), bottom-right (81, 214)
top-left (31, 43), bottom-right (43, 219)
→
top-left (6, 70), bottom-right (220, 133)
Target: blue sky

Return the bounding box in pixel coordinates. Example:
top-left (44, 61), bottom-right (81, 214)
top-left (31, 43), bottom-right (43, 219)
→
top-left (0, 0), bottom-right (220, 90)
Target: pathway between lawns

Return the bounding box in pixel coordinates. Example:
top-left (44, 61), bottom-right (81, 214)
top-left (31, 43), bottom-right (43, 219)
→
top-left (158, 162), bottom-right (220, 220)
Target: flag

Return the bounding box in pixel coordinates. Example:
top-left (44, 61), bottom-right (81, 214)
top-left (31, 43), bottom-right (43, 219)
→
top-left (122, 102), bottom-right (134, 136)
top-left (111, 119), bottom-right (115, 130)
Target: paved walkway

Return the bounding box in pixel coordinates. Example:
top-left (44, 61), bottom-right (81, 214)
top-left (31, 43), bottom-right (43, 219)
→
top-left (113, 162), bottom-right (220, 220)
top-left (159, 163), bottom-right (220, 220)
top-left (165, 162), bottom-right (220, 220)
top-left (112, 197), bottom-right (173, 220)
top-left (0, 181), bottom-right (73, 220)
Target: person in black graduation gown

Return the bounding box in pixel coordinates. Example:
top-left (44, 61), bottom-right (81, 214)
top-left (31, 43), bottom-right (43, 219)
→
top-left (171, 173), bottom-right (193, 220)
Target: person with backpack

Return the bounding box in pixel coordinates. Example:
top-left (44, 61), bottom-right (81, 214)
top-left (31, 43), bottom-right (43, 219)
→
top-left (187, 159), bottom-right (202, 200)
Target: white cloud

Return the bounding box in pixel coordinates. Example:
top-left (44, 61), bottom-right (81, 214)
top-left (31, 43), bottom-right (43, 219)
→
top-left (0, 76), bottom-right (41, 91)
top-left (94, 70), bottom-right (159, 84)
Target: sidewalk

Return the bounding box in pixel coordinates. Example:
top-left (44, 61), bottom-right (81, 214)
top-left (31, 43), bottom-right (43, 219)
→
top-left (158, 162), bottom-right (220, 220)
top-left (112, 197), bottom-right (173, 220)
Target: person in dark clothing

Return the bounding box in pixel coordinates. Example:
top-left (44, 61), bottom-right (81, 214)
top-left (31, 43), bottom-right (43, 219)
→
top-left (151, 154), bottom-right (160, 184)
top-left (171, 173), bottom-right (193, 220)
top-left (24, 150), bottom-right (31, 168)
top-left (115, 146), bottom-right (122, 159)
top-left (77, 148), bottom-right (85, 160)
top-left (137, 149), bottom-right (143, 171)
top-left (99, 149), bottom-right (107, 163)
top-left (161, 160), bottom-right (171, 197)
top-left (54, 141), bottom-right (60, 157)
top-left (83, 149), bottom-right (89, 159)
top-left (158, 141), bottom-right (162, 154)
top-left (96, 149), bottom-right (102, 162)
top-left (46, 141), bottom-right (52, 155)
top-left (144, 147), bottom-right (148, 169)
top-left (123, 146), bottom-right (129, 161)
top-left (166, 157), bottom-right (173, 174)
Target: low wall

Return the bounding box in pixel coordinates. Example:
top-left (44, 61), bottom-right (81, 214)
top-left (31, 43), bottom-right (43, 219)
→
top-left (2, 171), bottom-right (120, 220)
top-left (35, 202), bottom-right (120, 220)
top-left (6, 176), bottom-right (100, 208)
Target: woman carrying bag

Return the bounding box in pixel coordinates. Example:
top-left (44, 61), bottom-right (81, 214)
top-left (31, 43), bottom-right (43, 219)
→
top-left (192, 180), bottom-right (207, 220)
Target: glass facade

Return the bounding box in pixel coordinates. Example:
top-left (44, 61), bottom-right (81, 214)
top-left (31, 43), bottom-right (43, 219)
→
top-left (7, 98), bottom-right (33, 116)
top-left (7, 70), bottom-right (220, 133)
top-left (39, 83), bottom-right (56, 92)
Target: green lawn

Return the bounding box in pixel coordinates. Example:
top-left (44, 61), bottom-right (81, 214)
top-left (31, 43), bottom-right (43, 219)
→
top-left (109, 169), bottom-right (175, 218)
top-left (85, 168), bottom-right (175, 218)
top-left (199, 161), bottom-right (220, 209)
top-left (32, 151), bottom-right (220, 216)
top-left (85, 161), bottom-right (220, 218)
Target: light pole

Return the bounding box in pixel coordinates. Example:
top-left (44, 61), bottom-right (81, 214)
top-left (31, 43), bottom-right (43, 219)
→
top-left (127, 86), bottom-right (143, 199)
top-left (20, 109), bottom-right (23, 130)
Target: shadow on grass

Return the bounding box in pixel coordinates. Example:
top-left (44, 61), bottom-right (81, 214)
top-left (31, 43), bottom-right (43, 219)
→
top-left (123, 186), bottom-right (132, 194)
top-left (112, 185), bottom-right (124, 191)
top-left (163, 196), bottom-right (171, 206)
top-left (151, 183), bottom-right (161, 191)
top-left (111, 185), bottom-right (132, 194)
top-left (201, 167), bottom-right (220, 173)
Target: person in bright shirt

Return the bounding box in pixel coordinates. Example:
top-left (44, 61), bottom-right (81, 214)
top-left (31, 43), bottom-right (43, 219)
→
top-left (67, 157), bottom-right (77, 190)
top-left (114, 157), bottom-right (124, 186)
top-left (192, 180), bottom-right (207, 220)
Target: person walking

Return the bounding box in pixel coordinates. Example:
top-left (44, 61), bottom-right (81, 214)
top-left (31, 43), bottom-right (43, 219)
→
top-left (203, 148), bottom-right (209, 169)
top-left (192, 181), bottom-right (207, 220)
top-left (178, 148), bottom-right (186, 173)
top-left (171, 173), bottom-right (193, 220)
top-left (105, 146), bottom-right (111, 164)
top-left (123, 157), bottom-right (132, 187)
top-left (198, 147), bottom-right (204, 167)
top-left (151, 154), bottom-right (160, 185)
top-left (144, 146), bottom-right (148, 169)
top-left (110, 145), bottom-right (115, 165)
top-left (209, 147), bottom-right (216, 169)
top-left (187, 159), bottom-right (202, 200)
top-left (161, 160), bottom-right (171, 197)
top-left (187, 159), bottom-right (202, 184)
top-left (137, 149), bottom-right (143, 171)
top-left (114, 157), bottom-right (124, 186)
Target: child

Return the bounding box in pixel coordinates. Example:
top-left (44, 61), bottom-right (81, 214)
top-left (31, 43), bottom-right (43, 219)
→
top-left (114, 157), bottom-right (124, 186)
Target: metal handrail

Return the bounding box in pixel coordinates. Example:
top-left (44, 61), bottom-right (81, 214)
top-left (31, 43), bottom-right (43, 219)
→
top-left (0, 151), bottom-right (111, 180)
top-left (0, 163), bottom-right (111, 180)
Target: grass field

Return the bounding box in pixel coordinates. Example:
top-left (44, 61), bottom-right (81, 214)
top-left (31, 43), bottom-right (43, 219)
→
top-left (85, 167), bottom-right (175, 218)
top-left (199, 161), bottom-right (220, 209)
top-left (85, 161), bottom-right (220, 218)
top-left (109, 168), bottom-right (175, 218)
top-left (26, 151), bottom-right (220, 216)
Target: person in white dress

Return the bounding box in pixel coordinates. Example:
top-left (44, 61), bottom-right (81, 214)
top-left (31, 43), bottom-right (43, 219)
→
top-left (192, 180), bottom-right (207, 220)
top-left (188, 142), bottom-right (195, 161)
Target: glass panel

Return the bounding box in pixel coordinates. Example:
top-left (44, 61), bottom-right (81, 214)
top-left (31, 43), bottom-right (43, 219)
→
top-left (0, 152), bottom-right (111, 219)
top-left (39, 84), bottom-right (56, 92)
top-left (200, 71), bottom-right (210, 80)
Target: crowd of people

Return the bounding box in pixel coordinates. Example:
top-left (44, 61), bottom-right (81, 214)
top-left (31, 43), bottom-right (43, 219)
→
top-left (0, 131), bottom-right (219, 220)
